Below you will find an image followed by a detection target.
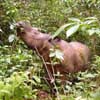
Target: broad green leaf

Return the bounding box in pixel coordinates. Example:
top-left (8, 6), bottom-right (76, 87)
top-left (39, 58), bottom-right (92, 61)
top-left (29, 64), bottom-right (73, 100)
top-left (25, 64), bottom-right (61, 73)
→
top-left (0, 81), bottom-right (4, 89)
top-left (87, 28), bottom-right (100, 36)
top-left (29, 80), bottom-right (37, 85)
top-left (91, 91), bottom-right (100, 100)
top-left (0, 28), bottom-right (3, 32)
top-left (84, 73), bottom-right (97, 78)
top-left (32, 76), bottom-right (41, 83)
top-left (0, 90), bottom-right (11, 96)
top-left (49, 52), bottom-right (55, 57)
top-left (10, 24), bottom-right (14, 30)
top-left (66, 24), bottom-right (80, 38)
top-left (84, 20), bottom-right (97, 24)
top-left (8, 34), bottom-right (15, 42)
top-left (68, 18), bottom-right (81, 22)
top-left (55, 50), bottom-right (64, 60)
top-left (52, 23), bottom-right (75, 39)
top-left (85, 17), bottom-right (98, 20)
top-left (75, 96), bottom-right (86, 100)
top-left (65, 85), bottom-right (72, 92)
top-left (49, 49), bottom-right (64, 60)
top-left (6, 58), bottom-right (11, 64)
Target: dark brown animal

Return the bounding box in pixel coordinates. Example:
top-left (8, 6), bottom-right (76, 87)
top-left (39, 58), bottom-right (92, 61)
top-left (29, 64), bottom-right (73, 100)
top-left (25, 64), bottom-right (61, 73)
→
top-left (16, 21), bottom-right (90, 94)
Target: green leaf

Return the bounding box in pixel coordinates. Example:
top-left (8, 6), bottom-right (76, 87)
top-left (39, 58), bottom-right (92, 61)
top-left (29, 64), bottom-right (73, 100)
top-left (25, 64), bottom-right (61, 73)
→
top-left (84, 20), bottom-right (97, 24)
top-left (68, 18), bottom-right (81, 22)
top-left (52, 23), bottom-right (75, 39)
top-left (0, 81), bottom-right (4, 89)
top-left (0, 28), bottom-right (3, 32)
top-left (49, 49), bottom-right (64, 60)
top-left (91, 91), bottom-right (100, 100)
top-left (49, 52), bottom-right (56, 57)
top-left (55, 50), bottom-right (64, 60)
top-left (85, 17), bottom-right (98, 20)
top-left (32, 76), bottom-right (41, 83)
top-left (8, 34), bottom-right (15, 43)
top-left (0, 90), bottom-right (11, 96)
top-left (10, 24), bottom-right (14, 30)
top-left (84, 73), bottom-right (96, 78)
top-left (87, 28), bottom-right (100, 36)
top-left (66, 24), bottom-right (80, 38)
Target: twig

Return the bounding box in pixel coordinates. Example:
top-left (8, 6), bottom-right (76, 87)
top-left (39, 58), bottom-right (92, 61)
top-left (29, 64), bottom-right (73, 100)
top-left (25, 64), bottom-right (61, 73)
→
top-left (34, 47), bottom-right (61, 100)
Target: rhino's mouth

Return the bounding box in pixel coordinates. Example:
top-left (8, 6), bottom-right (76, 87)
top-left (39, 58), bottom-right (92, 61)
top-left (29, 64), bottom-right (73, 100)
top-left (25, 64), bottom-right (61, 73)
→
top-left (16, 27), bottom-right (25, 36)
top-left (15, 22), bottom-right (25, 33)
top-left (17, 27), bottom-right (24, 32)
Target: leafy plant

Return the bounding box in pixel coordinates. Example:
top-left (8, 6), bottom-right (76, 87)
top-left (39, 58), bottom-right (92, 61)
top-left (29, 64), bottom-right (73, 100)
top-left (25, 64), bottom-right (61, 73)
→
top-left (53, 17), bottom-right (100, 38)
top-left (0, 0), bottom-right (100, 99)
top-left (0, 72), bottom-right (40, 100)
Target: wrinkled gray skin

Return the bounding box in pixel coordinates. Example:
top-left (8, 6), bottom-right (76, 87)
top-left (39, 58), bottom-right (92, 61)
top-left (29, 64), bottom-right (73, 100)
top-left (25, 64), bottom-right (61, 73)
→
top-left (16, 21), bottom-right (90, 94)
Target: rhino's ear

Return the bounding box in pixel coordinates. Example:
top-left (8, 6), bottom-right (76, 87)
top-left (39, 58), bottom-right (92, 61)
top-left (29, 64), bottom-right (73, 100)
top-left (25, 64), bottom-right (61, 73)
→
top-left (16, 21), bottom-right (30, 28)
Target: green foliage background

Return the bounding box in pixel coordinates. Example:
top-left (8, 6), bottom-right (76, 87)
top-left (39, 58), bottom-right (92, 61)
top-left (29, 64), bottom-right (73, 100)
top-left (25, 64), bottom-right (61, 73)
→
top-left (0, 0), bottom-right (100, 100)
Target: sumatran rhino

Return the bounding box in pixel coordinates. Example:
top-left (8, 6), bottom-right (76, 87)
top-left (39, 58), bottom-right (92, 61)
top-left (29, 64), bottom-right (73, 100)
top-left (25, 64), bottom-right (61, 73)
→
top-left (16, 21), bottom-right (90, 94)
